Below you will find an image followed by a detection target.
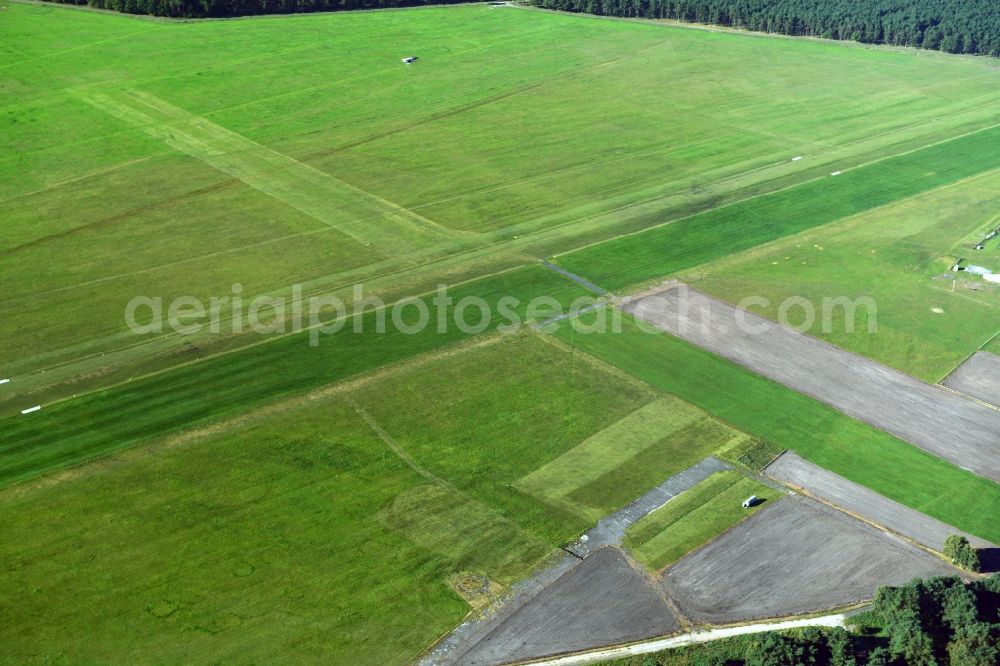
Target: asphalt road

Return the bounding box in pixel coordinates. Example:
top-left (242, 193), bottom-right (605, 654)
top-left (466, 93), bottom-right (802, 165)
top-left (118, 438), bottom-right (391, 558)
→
top-left (662, 495), bottom-right (959, 624)
top-left (624, 284), bottom-right (1000, 482)
top-left (942, 351), bottom-right (1000, 407)
top-left (765, 451), bottom-right (995, 552)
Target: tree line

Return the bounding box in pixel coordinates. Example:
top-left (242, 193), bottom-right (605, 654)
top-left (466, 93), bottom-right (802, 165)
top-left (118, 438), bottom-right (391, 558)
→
top-left (531, 0), bottom-right (1000, 57)
top-left (43, 0), bottom-right (473, 19)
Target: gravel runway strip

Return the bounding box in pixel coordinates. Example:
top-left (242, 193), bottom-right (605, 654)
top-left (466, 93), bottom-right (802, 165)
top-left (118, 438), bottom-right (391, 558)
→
top-left (423, 459), bottom-right (724, 666)
top-left (624, 284), bottom-right (1000, 482)
top-left (942, 351), bottom-right (1000, 407)
top-left (457, 548), bottom-right (679, 665)
top-left (662, 495), bottom-right (960, 624)
top-left (765, 452), bottom-right (995, 552)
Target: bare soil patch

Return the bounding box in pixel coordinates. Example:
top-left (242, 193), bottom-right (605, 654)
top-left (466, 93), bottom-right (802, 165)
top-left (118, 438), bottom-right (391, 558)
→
top-left (765, 451), bottom-right (995, 552)
top-left (457, 547), bottom-right (679, 665)
top-left (662, 495), bottom-right (959, 624)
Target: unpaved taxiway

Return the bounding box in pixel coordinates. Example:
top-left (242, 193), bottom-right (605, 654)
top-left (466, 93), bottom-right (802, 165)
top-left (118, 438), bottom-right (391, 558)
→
top-left (765, 452), bottom-right (995, 552)
top-left (624, 285), bottom-right (1000, 482)
top-left (942, 351), bottom-right (1000, 407)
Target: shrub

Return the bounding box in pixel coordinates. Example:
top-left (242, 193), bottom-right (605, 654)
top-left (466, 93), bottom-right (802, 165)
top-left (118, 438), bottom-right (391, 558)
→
top-left (945, 535), bottom-right (982, 573)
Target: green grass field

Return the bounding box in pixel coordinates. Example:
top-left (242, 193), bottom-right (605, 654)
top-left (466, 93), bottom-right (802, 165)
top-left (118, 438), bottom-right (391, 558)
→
top-left (0, 264), bottom-right (592, 487)
top-left (7, 2), bottom-right (1000, 663)
top-left (557, 125), bottom-right (1000, 294)
top-left (624, 471), bottom-right (781, 571)
top-left (676, 168), bottom-right (1000, 381)
top-left (7, 0), bottom-right (1000, 400)
top-left (514, 395), bottom-right (751, 521)
top-left (555, 311), bottom-right (1000, 544)
top-left (0, 333), bottom-right (658, 663)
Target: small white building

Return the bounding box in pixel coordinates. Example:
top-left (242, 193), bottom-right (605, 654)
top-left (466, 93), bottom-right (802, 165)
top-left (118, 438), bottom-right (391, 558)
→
top-left (742, 495), bottom-right (758, 509)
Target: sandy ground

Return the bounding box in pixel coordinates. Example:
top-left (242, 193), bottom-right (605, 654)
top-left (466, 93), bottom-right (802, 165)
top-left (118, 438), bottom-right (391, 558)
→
top-left (942, 351), bottom-right (1000, 407)
top-left (456, 548), bottom-right (679, 665)
top-left (662, 495), bottom-right (960, 624)
top-left (623, 284), bottom-right (1000, 482)
top-left (765, 451), bottom-right (995, 552)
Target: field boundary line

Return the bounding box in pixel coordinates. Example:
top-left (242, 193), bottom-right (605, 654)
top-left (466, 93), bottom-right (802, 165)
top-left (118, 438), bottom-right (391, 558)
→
top-left (6, 259), bottom-right (537, 407)
top-left (620, 547), bottom-right (692, 632)
top-left (539, 260), bottom-right (609, 296)
top-left (938, 328), bottom-right (1000, 386)
top-left (0, 157), bottom-right (156, 207)
top-left (346, 396), bottom-right (451, 489)
top-left (530, 326), bottom-right (656, 393)
top-left (512, 3), bottom-right (1000, 72)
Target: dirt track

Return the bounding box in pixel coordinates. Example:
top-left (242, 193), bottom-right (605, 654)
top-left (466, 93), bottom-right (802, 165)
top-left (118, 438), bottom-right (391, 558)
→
top-left (662, 495), bottom-right (959, 624)
top-left (624, 284), bottom-right (1000, 482)
top-left (942, 351), bottom-right (1000, 407)
top-left (457, 548), bottom-right (679, 665)
top-left (765, 452), bottom-right (995, 552)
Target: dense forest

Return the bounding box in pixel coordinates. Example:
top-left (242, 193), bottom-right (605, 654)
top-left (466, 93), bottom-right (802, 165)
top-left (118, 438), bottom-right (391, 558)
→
top-left (532, 0), bottom-right (1000, 57)
top-left (41, 0), bottom-right (475, 19)
top-left (38, 0), bottom-right (1000, 53)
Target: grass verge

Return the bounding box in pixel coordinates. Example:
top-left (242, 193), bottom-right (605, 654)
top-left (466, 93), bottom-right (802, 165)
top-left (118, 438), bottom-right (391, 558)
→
top-left (624, 471), bottom-right (780, 571)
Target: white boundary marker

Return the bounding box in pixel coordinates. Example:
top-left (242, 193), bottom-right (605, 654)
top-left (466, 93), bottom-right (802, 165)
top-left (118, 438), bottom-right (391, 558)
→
top-left (20, 405), bottom-right (41, 415)
top-left (830, 171), bottom-right (842, 176)
top-left (791, 156), bottom-right (803, 161)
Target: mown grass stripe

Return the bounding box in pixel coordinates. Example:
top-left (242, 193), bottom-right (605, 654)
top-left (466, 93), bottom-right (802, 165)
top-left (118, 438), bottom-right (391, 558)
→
top-left (0, 265), bottom-right (590, 488)
top-left (625, 471), bottom-right (780, 571)
top-left (558, 124), bottom-right (1000, 291)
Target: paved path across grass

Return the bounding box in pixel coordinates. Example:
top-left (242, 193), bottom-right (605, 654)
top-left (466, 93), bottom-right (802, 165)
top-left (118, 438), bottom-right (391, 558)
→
top-left (540, 260), bottom-right (610, 296)
top-left (624, 284), bottom-right (1000, 483)
top-left (420, 457), bottom-right (729, 666)
top-left (564, 456), bottom-right (731, 557)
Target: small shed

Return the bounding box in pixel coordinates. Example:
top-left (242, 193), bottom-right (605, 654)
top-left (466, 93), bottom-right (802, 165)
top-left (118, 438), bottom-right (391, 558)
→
top-left (742, 495), bottom-right (759, 509)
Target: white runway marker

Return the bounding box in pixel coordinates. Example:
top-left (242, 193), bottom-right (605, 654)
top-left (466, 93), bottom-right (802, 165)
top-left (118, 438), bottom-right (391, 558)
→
top-left (21, 405), bottom-right (41, 415)
top-left (791, 156), bottom-right (802, 161)
top-left (830, 171), bottom-right (842, 176)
